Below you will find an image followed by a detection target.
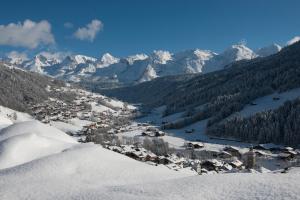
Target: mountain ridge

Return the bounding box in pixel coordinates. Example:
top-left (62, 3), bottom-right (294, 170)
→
top-left (1, 43), bottom-right (282, 86)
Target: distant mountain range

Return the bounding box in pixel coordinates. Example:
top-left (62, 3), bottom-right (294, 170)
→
top-left (1, 43), bottom-right (284, 86)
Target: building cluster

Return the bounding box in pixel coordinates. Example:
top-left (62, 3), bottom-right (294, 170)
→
top-left (100, 138), bottom-right (266, 174)
top-left (29, 98), bottom-right (85, 123)
top-left (141, 125), bottom-right (166, 137)
top-left (253, 144), bottom-right (300, 161)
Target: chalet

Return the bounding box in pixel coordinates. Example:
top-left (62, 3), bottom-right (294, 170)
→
top-left (167, 155), bottom-right (185, 166)
top-left (254, 150), bottom-right (268, 157)
top-left (218, 151), bottom-right (232, 159)
top-left (229, 159), bottom-right (243, 169)
top-left (108, 146), bottom-right (123, 153)
top-left (223, 146), bottom-right (241, 157)
top-left (157, 156), bottom-right (170, 165)
top-left (125, 151), bottom-right (141, 160)
top-left (146, 127), bottom-right (159, 132)
top-left (200, 168), bottom-right (209, 174)
top-left (253, 143), bottom-right (281, 151)
top-left (278, 153), bottom-right (293, 160)
top-left (155, 131), bottom-right (165, 137)
top-left (279, 149), bottom-right (298, 159)
top-left (281, 147), bottom-right (294, 152)
top-left (145, 153), bottom-right (157, 162)
top-left (185, 129), bottom-right (195, 134)
top-left (186, 142), bottom-right (204, 149)
top-left (120, 145), bottom-right (135, 154)
top-left (142, 131), bottom-right (156, 137)
top-left (201, 160), bottom-right (221, 171)
top-left (253, 144), bottom-right (267, 150)
top-left (222, 163), bottom-right (233, 171)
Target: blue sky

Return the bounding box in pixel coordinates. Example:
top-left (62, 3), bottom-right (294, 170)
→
top-left (0, 0), bottom-right (300, 58)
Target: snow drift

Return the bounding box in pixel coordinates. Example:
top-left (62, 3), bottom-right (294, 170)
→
top-left (0, 121), bottom-right (77, 169)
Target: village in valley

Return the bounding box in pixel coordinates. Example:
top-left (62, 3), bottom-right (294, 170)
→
top-left (27, 85), bottom-right (300, 175)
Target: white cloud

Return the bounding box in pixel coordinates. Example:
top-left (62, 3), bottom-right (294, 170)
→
top-left (73, 19), bottom-right (103, 42)
top-left (0, 20), bottom-right (55, 49)
top-left (287, 36), bottom-right (300, 46)
top-left (6, 51), bottom-right (29, 64)
top-left (64, 22), bottom-right (73, 29)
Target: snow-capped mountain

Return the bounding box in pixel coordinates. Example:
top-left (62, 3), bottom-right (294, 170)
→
top-left (126, 54), bottom-right (148, 65)
top-left (203, 44), bottom-right (257, 73)
top-left (256, 43), bottom-right (282, 57)
top-left (23, 54), bottom-right (61, 73)
top-left (150, 50), bottom-right (173, 64)
top-left (2, 43), bottom-right (283, 85)
top-left (96, 53), bottom-right (120, 68)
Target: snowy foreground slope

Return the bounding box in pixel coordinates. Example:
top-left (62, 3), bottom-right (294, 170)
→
top-left (0, 144), bottom-right (299, 200)
top-left (0, 106), bottom-right (300, 200)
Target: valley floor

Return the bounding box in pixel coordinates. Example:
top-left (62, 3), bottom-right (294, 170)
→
top-left (0, 87), bottom-right (300, 199)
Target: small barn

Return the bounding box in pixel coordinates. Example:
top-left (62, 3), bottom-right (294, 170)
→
top-left (223, 146), bottom-right (241, 157)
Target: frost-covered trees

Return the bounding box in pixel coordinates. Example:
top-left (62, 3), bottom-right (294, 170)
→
top-left (142, 138), bottom-right (173, 156)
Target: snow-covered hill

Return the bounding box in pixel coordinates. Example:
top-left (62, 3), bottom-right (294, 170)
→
top-left (1, 43), bottom-right (282, 85)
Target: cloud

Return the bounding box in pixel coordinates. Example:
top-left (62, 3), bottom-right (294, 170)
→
top-left (64, 22), bottom-right (73, 29)
top-left (0, 20), bottom-right (55, 49)
top-left (287, 36), bottom-right (300, 46)
top-left (73, 19), bottom-right (103, 42)
top-left (6, 51), bottom-right (29, 64)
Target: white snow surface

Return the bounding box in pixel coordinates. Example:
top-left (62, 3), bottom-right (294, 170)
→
top-left (0, 106), bottom-right (32, 129)
top-left (49, 121), bottom-right (82, 134)
top-left (0, 121), bottom-right (77, 169)
top-left (0, 143), bottom-right (299, 200)
top-left (236, 87), bottom-right (300, 118)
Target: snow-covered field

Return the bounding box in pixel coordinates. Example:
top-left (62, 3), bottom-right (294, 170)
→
top-left (234, 87), bottom-right (300, 118)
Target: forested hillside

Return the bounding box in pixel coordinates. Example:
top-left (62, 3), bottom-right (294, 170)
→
top-left (98, 74), bottom-right (196, 105)
top-left (207, 98), bottom-right (300, 146)
top-left (0, 63), bottom-right (75, 112)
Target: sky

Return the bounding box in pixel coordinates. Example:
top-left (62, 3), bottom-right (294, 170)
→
top-left (0, 0), bottom-right (300, 58)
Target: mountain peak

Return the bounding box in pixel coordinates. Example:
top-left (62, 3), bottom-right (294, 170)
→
top-left (223, 44), bottom-right (257, 61)
top-left (151, 50), bottom-right (173, 64)
top-left (256, 43), bottom-right (282, 57)
top-left (126, 54), bottom-right (148, 65)
top-left (287, 36), bottom-right (300, 46)
top-left (97, 53), bottom-right (120, 68)
top-left (71, 55), bottom-right (97, 64)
